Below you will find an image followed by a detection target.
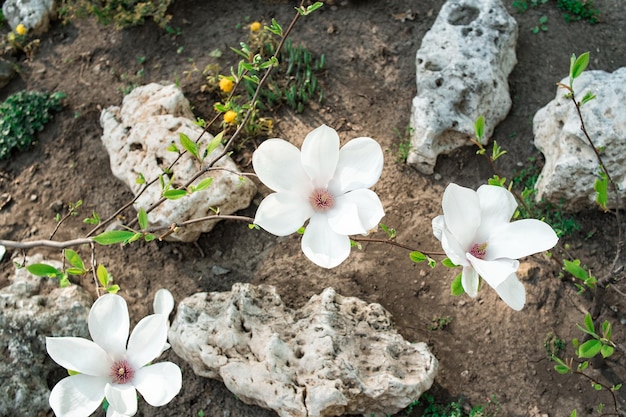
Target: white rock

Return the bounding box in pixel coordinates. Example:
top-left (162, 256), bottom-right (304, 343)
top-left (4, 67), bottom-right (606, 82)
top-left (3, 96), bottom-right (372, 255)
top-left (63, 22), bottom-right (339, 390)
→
top-left (407, 0), bottom-right (518, 174)
top-left (0, 254), bottom-right (92, 416)
top-left (100, 83), bottom-right (256, 242)
top-left (2, 0), bottom-right (56, 34)
top-left (169, 283), bottom-right (438, 417)
top-left (534, 68), bottom-right (626, 211)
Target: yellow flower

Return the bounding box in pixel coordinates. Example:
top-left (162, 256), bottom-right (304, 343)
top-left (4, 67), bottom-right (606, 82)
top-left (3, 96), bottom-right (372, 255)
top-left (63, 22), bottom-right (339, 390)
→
top-left (250, 21), bottom-right (262, 32)
top-left (223, 110), bottom-right (237, 124)
top-left (15, 24), bottom-right (27, 36)
top-left (219, 77), bottom-right (234, 93)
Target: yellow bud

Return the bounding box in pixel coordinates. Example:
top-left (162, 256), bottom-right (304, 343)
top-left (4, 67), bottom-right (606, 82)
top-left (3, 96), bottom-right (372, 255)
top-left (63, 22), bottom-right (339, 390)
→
top-left (15, 24), bottom-right (27, 36)
top-left (219, 77), bottom-right (234, 93)
top-left (223, 110), bottom-right (237, 124)
top-left (250, 21), bottom-right (262, 32)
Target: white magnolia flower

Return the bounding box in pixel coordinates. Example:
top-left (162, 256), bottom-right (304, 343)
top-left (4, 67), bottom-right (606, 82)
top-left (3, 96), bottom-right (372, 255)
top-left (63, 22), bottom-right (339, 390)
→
top-left (46, 293), bottom-right (182, 417)
top-left (153, 288), bottom-right (174, 354)
top-left (432, 183), bottom-right (558, 310)
top-left (253, 124), bottom-right (385, 268)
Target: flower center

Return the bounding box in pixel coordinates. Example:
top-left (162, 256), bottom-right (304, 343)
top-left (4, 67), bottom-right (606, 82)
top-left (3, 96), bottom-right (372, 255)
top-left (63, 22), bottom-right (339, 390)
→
top-left (469, 242), bottom-right (488, 259)
top-left (309, 188), bottom-right (335, 212)
top-left (110, 359), bottom-right (135, 385)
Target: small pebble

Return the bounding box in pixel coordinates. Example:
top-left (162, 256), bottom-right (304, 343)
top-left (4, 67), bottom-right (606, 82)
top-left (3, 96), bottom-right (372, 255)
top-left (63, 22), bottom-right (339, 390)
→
top-left (434, 173), bottom-right (442, 181)
top-left (212, 265), bottom-right (231, 276)
top-left (30, 194), bottom-right (38, 202)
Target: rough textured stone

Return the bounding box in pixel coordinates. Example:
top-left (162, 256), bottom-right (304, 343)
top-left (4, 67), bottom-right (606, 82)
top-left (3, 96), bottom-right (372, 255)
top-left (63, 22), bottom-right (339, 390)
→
top-left (169, 283), bottom-right (438, 417)
top-left (100, 83), bottom-right (256, 242)
top-left (0, 59), bottom-right (17, 89)
top-left (2, 0), bottom-right (56, 34)
top-left (0, 254), bottom-right (92, 417)
top-left (407, 0), bottom-right (518, 174)
top-left (534, 68), bottom-right (626, 211)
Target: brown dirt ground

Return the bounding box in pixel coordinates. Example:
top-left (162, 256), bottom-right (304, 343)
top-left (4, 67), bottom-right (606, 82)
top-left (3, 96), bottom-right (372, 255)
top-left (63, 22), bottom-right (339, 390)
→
top-left (1, 1), bottom-right (625, 416)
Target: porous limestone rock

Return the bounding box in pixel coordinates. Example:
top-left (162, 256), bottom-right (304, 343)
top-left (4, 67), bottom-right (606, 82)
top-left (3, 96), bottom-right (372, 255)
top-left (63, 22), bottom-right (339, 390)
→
top-left (100, 83), bottom-right (256, 242)
top-left (2, 0), bottom-right (56, 34)
top-left (534, 67), bottom-right (626, 211)
top-left (407, 0), bottom-right (518, 174)
top-left (0, 254), bottom-right (92, 416)
top-left (169, 283), bottom-right (438, 417)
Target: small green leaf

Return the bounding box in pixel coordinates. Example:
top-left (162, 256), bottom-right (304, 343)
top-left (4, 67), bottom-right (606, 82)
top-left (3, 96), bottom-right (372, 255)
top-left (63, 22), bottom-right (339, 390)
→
top-left (554, 364), bottom-right (570, 375)
top-left (441, 258), bottom-right (458, 268)
top-left (92, 230), bottom-right (136, 245)
top-left (594, 170), bottom-right (608, 210)
top-left (97, 264), bottom-right (110, 288)
top-left (451, 272), bottom-right (464, 296)
top-left (27, 263), bottom-right (61, 277)
top-left (67, 369), bottom-right (80, 376)
top-left (179, 132), bottom-right (199, 160)
top-left (563, 259), bottom-right (589, 281)
top-left (163, 189), bottom-right (188, 200)
top-left (127, 233), bottom-right (143, 244)
top-left (612, 383), bottom-right (622, 391)
top-left (59, 274), bottom-right (71, 287)
top-left (577, 360), bottom-right (589, 371)
top-left (193, 178), bottom-right (214, 192)
top-left (205, 131), bottom-right (224, 158)
top-left (137, 208), bottom-right (148, 230)
top-left (64, 249), bottom-right (85, 270)
top-left (570, 52), bottom-right (590, 80)
top-left (592, 383), bottom-right (602, 391)
top-left (166, 142), bottom-right (179, 153)
top-left (144, 234), bottom-right (156, 242)
top-left (66, 267), bottom-right (86, 276)
top-left (409, 251), bottom-right (427, 263)
top-left (106, 284), bottom-right (120, 294)
top-left (584, 312), bottom-right (595, 334)
top-left (601, 320), bottom-right (612, 340)
top-left (296, 227), bottom-right (305, 235)
top-left (577, 339), bottom-right (601, 358)
top-left (600, 344), bottom-right (614, 358)
top-left (474, 115), bottom-right (485, 140)
top-left (427, 257), bottom-right (436, 269)
top-left (570, 409), bottom-right (577, 417)
top-left (580, 91), bottom-right (596, 105)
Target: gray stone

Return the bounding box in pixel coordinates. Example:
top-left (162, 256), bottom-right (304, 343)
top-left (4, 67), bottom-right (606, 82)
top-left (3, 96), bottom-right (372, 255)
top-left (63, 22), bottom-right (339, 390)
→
top-left (0, 254), bottom-right (92, 417)
top-left (169, 284), bottom-right (438, 417)
top-left (2, 0), bottom-right (56, 34)
top-left (0, 59), bottom-right (17, 89)
top-left (407, 0), bottom-right (518, 174)
top-left (534, 68), bottom-right (626, 211)
top-left (100, 83), bottom-right (257, 242)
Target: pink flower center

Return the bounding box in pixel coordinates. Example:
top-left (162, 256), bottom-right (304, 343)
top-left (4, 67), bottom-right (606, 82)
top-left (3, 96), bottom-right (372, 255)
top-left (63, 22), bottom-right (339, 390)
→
top-left (469, 242), bottom-right (487, 259)
top-left (309, 188), bottom-right (335, 212)
top-left (110, 359), bottom-right (135, 385)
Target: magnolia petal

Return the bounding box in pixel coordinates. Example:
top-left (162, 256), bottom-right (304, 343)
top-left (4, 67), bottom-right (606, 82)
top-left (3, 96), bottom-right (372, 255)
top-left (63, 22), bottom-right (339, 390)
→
top-left (461, 265), bottom-right (479, 298)
top-left (492, 273), bottom-right (526, 311)
top-left (301, 213), bottom-right (351, 268)
top-left (252, 139), bottom-right (310, 193)
top-left (439, 227), bottom-right (470, 267)
top-left (328, 137), bottom-right (383, 194)
top-left (127, 314), bottom-right (168, 370)
top-left (442, 183), bottom-right (480, 250)
top-left (46, 337), bottom-right (111, 376)
top-left (327, 189), bottom-right (384, 235)
top-left (49, 374), bottom-right (107, 417)
top-left (432, 215), bottom-right (444, 241)
top-left (467, 254), bottom-right (519, 290)
top-left (89, 294), bottom-right (129, 359)
top-left (301, 125), bottom-right (340, 188)
top-left (134, 362), bottom-right (182, 407)
top-left (105, 383), bottom-right (138, 416)
top-left (474, 185), bottom-right (518, 242)
top-left (254, 192), bottom-right (313, 236)
top-left (153, 288), bottom-right (175, 317)
top-left (486, 219), bottom-right (559, 260)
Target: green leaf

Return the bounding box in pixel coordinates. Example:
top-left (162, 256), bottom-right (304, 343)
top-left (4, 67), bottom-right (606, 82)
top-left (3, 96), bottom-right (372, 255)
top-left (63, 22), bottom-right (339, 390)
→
top-left (427, 257), bottom-right (436, 269)
top-left (144, 234), bottom-right (156, 242)
top-left (127, 233), bottom-right (143, 244)
top-left (27, 263), bottom-right (61, 277)
top-left (451, 272), bottom-right (464, 296)
top-left (66, 267), bottom-right (86, 276)
top-left (577, 339), bottom-right (601, 358)
top-left (580, 91), bottom-right (596, 106)
top-left (570, 409), bottom-right (577, 417)
top-left (584, 312), bottom-right (595, 334)
top-left (577, 360), bottom-right (589, 371)
top-left (474, 115), bottom-right (485, 140)
top-left (205, 131), bottom-right (224, 157)
top-left (163, 189), bottom-right (188, 200)
top-left (166, 142), bottom-right (179, 153)
top-left (570, 52), bottom-right (590, 80)
top-left (441, 258), bottom-right (458, 268)
top-left (601, 320), bottom-right (612, 339)
top-left (106, 284), bottom-right (120, 294)
top-left (97, 264), bottom-right (110, 288)
top-left (137, 208), bottom-right (148, 230)
top-left (59, 274), bottom-right (71, 287)
top-left (612, 383), bottom-right (622, 391)
top-left (92, 230), bottom-right (136, 245)
top-left (554, 364), bottom-right (570, 375)
top-left (600, 344), bottom-right (614, 358)
top-left (563, 259), bottom-right (588, 281)
top-left (594, 170), bottom-right (608, 210)
top-left (193, 178), bottom-right (214, 192)
top-left (409, 251), bottom-right (427, 263)
top-left (64, 249), bottom-right (85, 270)
top-left (593, 383), bottom-right (602, 391)
top-left (179, 132), bottom-right (199, 160)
